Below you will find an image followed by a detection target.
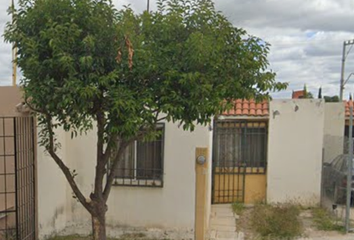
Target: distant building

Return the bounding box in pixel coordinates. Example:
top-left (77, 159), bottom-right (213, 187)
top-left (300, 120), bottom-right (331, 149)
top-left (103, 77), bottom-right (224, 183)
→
top-left (292, 90), bottom-right (305, 99)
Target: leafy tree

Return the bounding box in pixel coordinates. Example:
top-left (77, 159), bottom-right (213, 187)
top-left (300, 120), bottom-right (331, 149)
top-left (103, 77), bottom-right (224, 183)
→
top-left (303, 84), bottom-right (313, 99)
top-left (318, 87), bottom-right (322, 99)
top-left (4, 0), bottom-right (287, 239)
top-left (323, 96), bottom-right (340, 102)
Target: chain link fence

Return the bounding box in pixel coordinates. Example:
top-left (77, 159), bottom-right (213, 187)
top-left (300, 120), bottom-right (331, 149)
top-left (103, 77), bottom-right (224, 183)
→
top-left (321, 135), bottom-right (354, 232)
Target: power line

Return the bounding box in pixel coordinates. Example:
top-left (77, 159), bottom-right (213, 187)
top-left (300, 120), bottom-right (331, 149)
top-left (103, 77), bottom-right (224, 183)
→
top-left (340, 39), bottom-right (354, 100)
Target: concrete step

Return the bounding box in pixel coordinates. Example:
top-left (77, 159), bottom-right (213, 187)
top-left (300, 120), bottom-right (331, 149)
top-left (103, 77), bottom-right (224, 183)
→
top-left (209, 225), bottom-right (237, 232)
top-left (210, 218), bottom-right (236, 227)
top-left (214, 232), bottom-right (245, 240)
top-left (216, 231), bottom-right (239, 238)
top-left (209, 230), bottom-right (217, 239)
top-left (211, 211), bottom-right (235, 218)
top-left (210, 216), bottom-right (236, 223)
top-left (211, 204), bottom-right (232, 210)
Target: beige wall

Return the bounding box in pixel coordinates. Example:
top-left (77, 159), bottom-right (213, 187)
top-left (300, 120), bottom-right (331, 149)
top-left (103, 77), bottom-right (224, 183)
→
top-left (323, 103), bottom-right (345, 163)
top-left (267, 99), bottom-right (324, 206)
top-left (36, 121), bottom-right (212, 237)
top-left (68, 122), bottom-right (210, 230)
top-left (37, 126), bottom-right (70, 239)
top-left (0, 86), bottom-right (23, 117)
top-left (206, 123), bottom-right (213, 229)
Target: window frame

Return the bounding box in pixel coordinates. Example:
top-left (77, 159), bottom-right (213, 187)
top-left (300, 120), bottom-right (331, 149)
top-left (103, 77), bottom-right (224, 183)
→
top-left (213, 120), bottom-right (268, 173)
top-left (112, 123), bottom-right (165, 188)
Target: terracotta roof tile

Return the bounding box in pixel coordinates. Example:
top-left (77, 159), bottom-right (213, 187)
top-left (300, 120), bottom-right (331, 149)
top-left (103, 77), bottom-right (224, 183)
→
top-left (292, 90), bottom-right (305, 99)
top-left (222, 99), bottom-right (269, 117)
top-left (236, 102), bottom-right (242, 109)
top-left (345, 100), bottom-right (354, 118)
top-left (242, 108), bottom-right (249, 115)
top-left (224, 99), bottom-right (352, 118)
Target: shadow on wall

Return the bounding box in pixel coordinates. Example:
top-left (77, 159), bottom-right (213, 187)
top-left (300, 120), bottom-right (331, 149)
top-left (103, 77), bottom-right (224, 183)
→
top-left (323, 135), bottom-right (345, 163)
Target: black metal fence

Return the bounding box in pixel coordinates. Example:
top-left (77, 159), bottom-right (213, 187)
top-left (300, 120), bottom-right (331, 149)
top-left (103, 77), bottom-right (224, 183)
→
top-left (0, 117), bottom-right (35, 240)
top-left (212, 120), bottom-right (268, 204)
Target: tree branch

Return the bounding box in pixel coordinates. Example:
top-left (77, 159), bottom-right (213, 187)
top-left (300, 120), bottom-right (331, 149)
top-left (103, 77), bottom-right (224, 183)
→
top-left (102, 133), bottom-right (118, 166)
top-left (156, 116), bottom-right (167, 122)
top-left (93, 111), bottom-right (105, 199)
top-left (45, 115), bottom-right (93, 213)
top-left (102, 140), bottom-right (128, 202)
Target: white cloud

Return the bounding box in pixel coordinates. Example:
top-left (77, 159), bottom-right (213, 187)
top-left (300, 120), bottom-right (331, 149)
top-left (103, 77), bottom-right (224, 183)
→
top-left (0, 0), bottom-right (353, 100)
top-left (213, 0), bottom-right (354, 98)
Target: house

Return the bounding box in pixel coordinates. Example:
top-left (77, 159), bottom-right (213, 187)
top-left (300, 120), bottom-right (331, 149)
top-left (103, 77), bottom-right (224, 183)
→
top-left (0, 86), bottom-right (347, 239)
top-left (292, 90), bottom-right (306, 99)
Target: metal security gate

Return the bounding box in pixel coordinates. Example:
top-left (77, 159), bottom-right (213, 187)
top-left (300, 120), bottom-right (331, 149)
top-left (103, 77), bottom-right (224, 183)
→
top-left (212, 120), bottom-right (267, 204)
top-left (0, 117), bottom-right (36, 240)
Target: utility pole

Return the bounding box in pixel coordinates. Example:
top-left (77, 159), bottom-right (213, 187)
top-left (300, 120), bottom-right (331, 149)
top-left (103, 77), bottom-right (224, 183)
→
top-left (346, 105), bottom-right (353, 233)
top-left (340, 39), bottom-right (354, 100)
top-left (147, 0), bottom-right (150, 12)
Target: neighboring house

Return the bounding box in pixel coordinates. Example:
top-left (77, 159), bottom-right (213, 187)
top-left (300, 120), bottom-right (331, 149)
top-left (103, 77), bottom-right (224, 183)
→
top-left (292, 90), bottom-right (306, 99)
top-left (344, 100), bottom-right (354, 137)
top-left (0, 86), bottom-right (347, 239)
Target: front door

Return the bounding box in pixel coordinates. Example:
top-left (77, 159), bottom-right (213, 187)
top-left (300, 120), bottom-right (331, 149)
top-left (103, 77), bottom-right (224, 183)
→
top-left (212, 120), bottom-right (268, 204)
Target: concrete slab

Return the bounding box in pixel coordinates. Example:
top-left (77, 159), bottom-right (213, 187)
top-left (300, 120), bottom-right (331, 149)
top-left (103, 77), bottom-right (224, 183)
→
top-left (216, 231), bottom-right (239, 238)
top-left (209, 204), bottom-right (239, 240)
top-left (209, 225), bottom-right (237, 232)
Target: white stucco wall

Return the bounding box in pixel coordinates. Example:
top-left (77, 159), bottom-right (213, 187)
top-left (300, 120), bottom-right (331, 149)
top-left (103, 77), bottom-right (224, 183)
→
top-left (37, 127), bottom-right (70, 239)
top-left (267, 99), bottom-right (324, 206)
top-left (323, 103), bottom-right (345, 163)
top-left (206, 123), bottom-right (213, 230)
top-left (37, 121), bottom-right (211, 237)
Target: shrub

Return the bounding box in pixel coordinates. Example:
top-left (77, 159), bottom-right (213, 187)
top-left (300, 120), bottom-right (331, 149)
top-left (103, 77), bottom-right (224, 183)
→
top-left (232, 201), bottom-right (245, 215)
top-left (311, 207), bottom-right (344, 232)
top-left (250, 203), bottom-right (302, 239)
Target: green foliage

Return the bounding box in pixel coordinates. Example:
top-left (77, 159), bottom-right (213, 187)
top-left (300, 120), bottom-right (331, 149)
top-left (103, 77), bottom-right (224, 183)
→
top-left (311, 207), bottom-right (344, 232)
top-left (232, 201), bottom-right (245, 215)
top-left (5, 0), bottom-right (286, 147)
top-left (251, 203), bottom-right (302, 239)
top-left (324, 96), bottom-right (340, 102)
top-left (303, 84), bottom-right (313, 99)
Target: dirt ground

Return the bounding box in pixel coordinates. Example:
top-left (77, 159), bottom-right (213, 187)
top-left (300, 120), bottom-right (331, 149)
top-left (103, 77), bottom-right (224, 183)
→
top-left (236, 208), bottom-right (354, 240)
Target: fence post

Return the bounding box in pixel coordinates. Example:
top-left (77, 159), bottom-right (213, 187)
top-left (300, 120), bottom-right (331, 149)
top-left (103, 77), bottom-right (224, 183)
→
top-left (195, 147), bottom-right (208, 240)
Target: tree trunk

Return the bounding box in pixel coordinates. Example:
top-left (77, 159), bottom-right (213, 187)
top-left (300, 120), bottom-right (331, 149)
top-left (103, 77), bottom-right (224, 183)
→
top-left (92, 214), bottom-right (106, 240)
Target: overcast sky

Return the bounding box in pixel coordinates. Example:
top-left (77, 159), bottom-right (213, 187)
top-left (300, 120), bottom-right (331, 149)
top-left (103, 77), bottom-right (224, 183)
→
top-left (1, 0), bottom-right (354, 99)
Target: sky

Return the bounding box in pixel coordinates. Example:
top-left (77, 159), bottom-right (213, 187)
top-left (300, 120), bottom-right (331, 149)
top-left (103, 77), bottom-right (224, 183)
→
top-left (0, 0), bottom-right (354, 99)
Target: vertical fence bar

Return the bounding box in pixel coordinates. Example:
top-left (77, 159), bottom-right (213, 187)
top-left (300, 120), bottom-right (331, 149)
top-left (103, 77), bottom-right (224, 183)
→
top-left (13, 118), bottom-right (19, 240)
top-left (346, 106), bottom-right (353, 233)
top-left (31, 117), bottom-right (36, 240)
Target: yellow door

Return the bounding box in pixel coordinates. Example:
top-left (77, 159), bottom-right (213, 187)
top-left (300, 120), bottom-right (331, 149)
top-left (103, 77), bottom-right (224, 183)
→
top-left (212, 120), bottom-right (267, 204)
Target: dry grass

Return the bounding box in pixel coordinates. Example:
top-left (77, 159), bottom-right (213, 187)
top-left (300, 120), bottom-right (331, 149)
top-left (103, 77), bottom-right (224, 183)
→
top-left (232, 201), bottom-right (245, 215)
top-left (250, 203), bottom-right (303, 239)
top-left (311, 207), bottom-right (345, 232)
top-left (48, 233), bottom-right (169, 240)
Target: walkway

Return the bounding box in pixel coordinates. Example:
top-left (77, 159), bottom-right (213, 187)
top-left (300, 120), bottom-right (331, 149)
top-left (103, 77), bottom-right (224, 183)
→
top-left (209, 204), bottom-right (243, 240)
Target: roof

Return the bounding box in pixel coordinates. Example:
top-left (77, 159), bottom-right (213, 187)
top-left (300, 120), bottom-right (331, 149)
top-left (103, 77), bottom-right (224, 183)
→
top-left (345, 100), bottom-right (354, 118)
top-left (292, 90), bottom-right (305, 99)
top-left (222, 99), bottom-right (269, 117)
top-left (223, 99), bottom-right (351, 118)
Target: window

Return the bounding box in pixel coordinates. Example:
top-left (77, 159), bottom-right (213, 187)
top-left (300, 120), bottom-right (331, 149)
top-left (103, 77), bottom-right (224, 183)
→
top-left (242, 127), bottom-right (267, 168)
top-left (213, 121), bottom-right (267, 171)
top-left (113, 124), bottom-right (164, 187)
